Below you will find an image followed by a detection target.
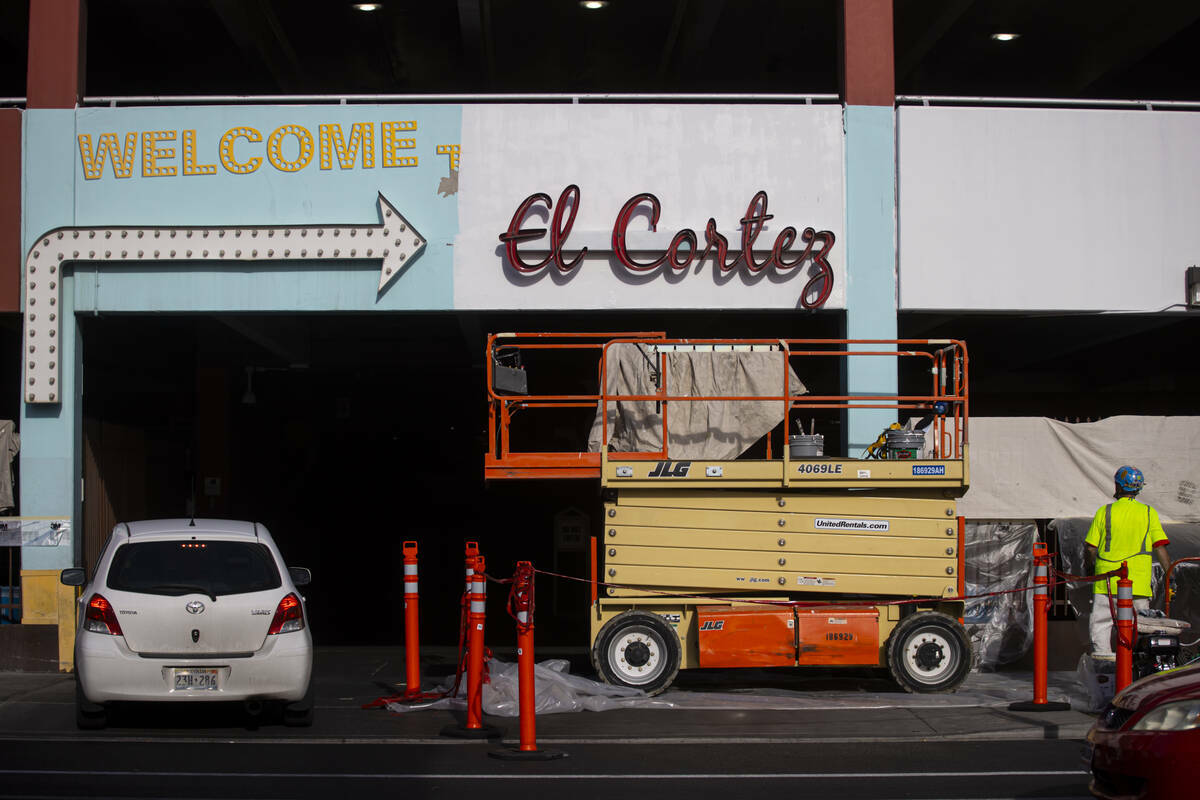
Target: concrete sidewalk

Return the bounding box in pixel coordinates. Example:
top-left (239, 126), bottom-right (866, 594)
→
top-left (0, 646), bottom-right (1098, 743)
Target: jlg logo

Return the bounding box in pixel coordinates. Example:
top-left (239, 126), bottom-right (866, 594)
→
top-left (648, 460), bottom-right (691, 478)
top-left (700, 620), bottom-right (725, 631)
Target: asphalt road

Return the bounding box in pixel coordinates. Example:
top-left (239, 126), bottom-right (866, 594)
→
top-left (0, 653), bottom-right (1100, 800)
top-left (0, 730), bottom-right (1092, 800)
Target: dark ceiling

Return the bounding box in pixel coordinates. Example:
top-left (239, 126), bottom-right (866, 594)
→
top-left (2, 0), bottom-right (1200, 101)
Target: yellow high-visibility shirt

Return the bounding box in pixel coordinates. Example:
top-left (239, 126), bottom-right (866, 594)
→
top-left (1084, 496), bottom-right (1168, 597)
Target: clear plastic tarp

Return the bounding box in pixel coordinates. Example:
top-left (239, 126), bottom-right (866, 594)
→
top-left (963, 521), bottom-right (1037, 669)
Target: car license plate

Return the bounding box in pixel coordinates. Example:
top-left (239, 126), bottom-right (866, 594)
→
top-left (173, 669), bottom-right (219, 691)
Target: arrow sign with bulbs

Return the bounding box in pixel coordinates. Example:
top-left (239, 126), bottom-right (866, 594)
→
top-left (22, 193), bottom-right (426, 404)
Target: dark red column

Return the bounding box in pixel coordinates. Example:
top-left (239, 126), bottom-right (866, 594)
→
top-left (27, 0), bottom-right (87, 109)
top-left (0, 109), bottom-right (19, 312)
top-left (840, 0), bottom-right (894, 107)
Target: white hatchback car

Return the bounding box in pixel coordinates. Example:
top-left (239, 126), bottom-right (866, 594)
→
top-left (60, 519), bottom-right (313, 729)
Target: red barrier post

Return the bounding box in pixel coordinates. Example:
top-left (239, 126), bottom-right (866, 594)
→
top-left (465, 555), bottom-right (487, 729)
top-left (442, 552), bottom-right (501, 739)
top-left (491, 562), bottom-right (565, 761)
top-left (1115, 566), bottom-right (1135, 693)
top-left (1009, 542), bottom-right (1070, 712)
top-left (402, 541), bottom-right (421, 699)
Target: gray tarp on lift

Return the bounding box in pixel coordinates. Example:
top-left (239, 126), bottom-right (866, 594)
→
top-left (587, 343), bottom-right (807, 460)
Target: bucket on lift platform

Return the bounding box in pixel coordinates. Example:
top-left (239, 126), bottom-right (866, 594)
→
top-left (789, 434), bottom-right (824, 458)
top-left (885, 429), bottom-right (925, 460)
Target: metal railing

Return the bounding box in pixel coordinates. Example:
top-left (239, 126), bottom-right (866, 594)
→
top-left (81, 92), bottom-right (841, 107)
top-left (897, 95), bottom-right (1200, 111)
top-left (48, 93), bottom-right (1199, 110)
top-left (485, 333), bottom-right (968, 479)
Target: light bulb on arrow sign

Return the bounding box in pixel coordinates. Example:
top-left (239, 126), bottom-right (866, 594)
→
top-left (22, 193), bottom-right (426, 404)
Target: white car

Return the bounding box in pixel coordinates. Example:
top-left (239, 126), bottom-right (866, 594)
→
top-left (60, 519), bottom-right (314, 729)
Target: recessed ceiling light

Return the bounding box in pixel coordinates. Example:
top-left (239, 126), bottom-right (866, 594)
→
top-left (580, 1), bottom-right (609, 9)
top-left (991, 32), bottom-right (1019, 42)
top-left (353, 3), bottom-right (383, 11)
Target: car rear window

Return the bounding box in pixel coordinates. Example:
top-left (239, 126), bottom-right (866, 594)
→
top-left (106, 540), bottom-right (282, 597)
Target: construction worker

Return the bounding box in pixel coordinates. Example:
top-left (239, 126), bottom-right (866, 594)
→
top-left (1084, 465), bottom-right (1171, 657)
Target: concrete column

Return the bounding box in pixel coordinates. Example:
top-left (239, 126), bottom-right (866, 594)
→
top-left (195, 367), bottom-right (231, 518)
top-left (840, 0), bottom-right (898, 455)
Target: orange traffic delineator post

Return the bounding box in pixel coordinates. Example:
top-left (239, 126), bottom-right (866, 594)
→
top-left (491, 562), bottom-right (566, 761)
top-left (1115, 566), bottom-right (1135, 693)
top-left (401, 541), bottom-right (421, 699)
top-left (464, 541), bottom-right (479, 595)
top-left (1010, 542), bottom-right (1070, 711)
top-left (443, 551), bottom-right (502, 739)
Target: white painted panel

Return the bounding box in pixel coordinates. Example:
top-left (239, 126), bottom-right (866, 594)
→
top-left (455, 104), bottom-right (845, 310)
top-left (898, 106), bottom-right (1200, 311)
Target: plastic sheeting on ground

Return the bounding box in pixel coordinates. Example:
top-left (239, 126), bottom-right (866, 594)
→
top-left (951, 416), bottom-right (1200, 522)
top-left (381, 658), bottom-right (1088, 715)
top-left (964, 521), bottom-right (1037, 668)
top-left (385, 659), bottom-right (665, 716)
top-left (1052, 517), bottom-right (1200, 656)
top-left (587, 344), bottom-right (807, 460)
top-left (1077, 654), bottom-right (1119, 712)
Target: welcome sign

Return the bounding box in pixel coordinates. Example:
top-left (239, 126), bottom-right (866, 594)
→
top-left (76, 121), bottom-right (461, 179)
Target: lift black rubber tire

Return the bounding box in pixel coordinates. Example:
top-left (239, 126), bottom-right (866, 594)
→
top-left (283, 680), bottom-right (315, 727)
top-left (592, 610), bottom-right (682, 696)
top-left (886, 611), bottom-right (972, 693)
top-left (75, 679), bottom-right (107, 730)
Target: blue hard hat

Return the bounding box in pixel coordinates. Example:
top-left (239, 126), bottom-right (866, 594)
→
top-left (1114, 465), bottom-right (1145, 493)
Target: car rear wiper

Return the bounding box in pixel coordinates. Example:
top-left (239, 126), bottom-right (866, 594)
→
top-left (149, 584), bottom-right (217, 602)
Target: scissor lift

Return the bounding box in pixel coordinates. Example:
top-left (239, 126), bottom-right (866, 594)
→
top-left (485, 333), bottom-right (971, 694)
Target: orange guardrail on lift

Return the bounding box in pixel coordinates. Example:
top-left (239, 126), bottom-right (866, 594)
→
top-left (485, 333), bottom-right (968, 482)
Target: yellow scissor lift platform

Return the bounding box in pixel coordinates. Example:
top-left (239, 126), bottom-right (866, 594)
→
top-left (485, 333), bottom-right (971, 694)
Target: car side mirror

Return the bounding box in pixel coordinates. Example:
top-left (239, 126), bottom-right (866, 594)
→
top-left (289, 567), bottom-right (311, 587)
top-left (60, 568), bottom-right (86, 587)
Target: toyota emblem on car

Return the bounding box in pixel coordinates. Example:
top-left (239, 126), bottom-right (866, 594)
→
top-left (185, 600), bottom-right (205, 615)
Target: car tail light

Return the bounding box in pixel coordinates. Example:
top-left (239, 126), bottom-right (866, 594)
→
top-left (267, 593), bottom-right (304, 635)
top-left (84, 594), bottom-right (123, 636)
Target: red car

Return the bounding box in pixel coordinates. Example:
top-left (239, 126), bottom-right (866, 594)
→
top-left (1088, 661), bottom-right (1200, 799)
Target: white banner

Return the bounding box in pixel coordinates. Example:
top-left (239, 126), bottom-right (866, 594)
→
top-left (0, 518), bottom-right (71, 547)
top-left (947, 416), bottom-right (1200, 522)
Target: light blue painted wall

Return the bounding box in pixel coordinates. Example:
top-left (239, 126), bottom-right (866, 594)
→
top-left (21, 110), bottom-right (81, 570)
top-left (843, 105), bottom-right (898, 455)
